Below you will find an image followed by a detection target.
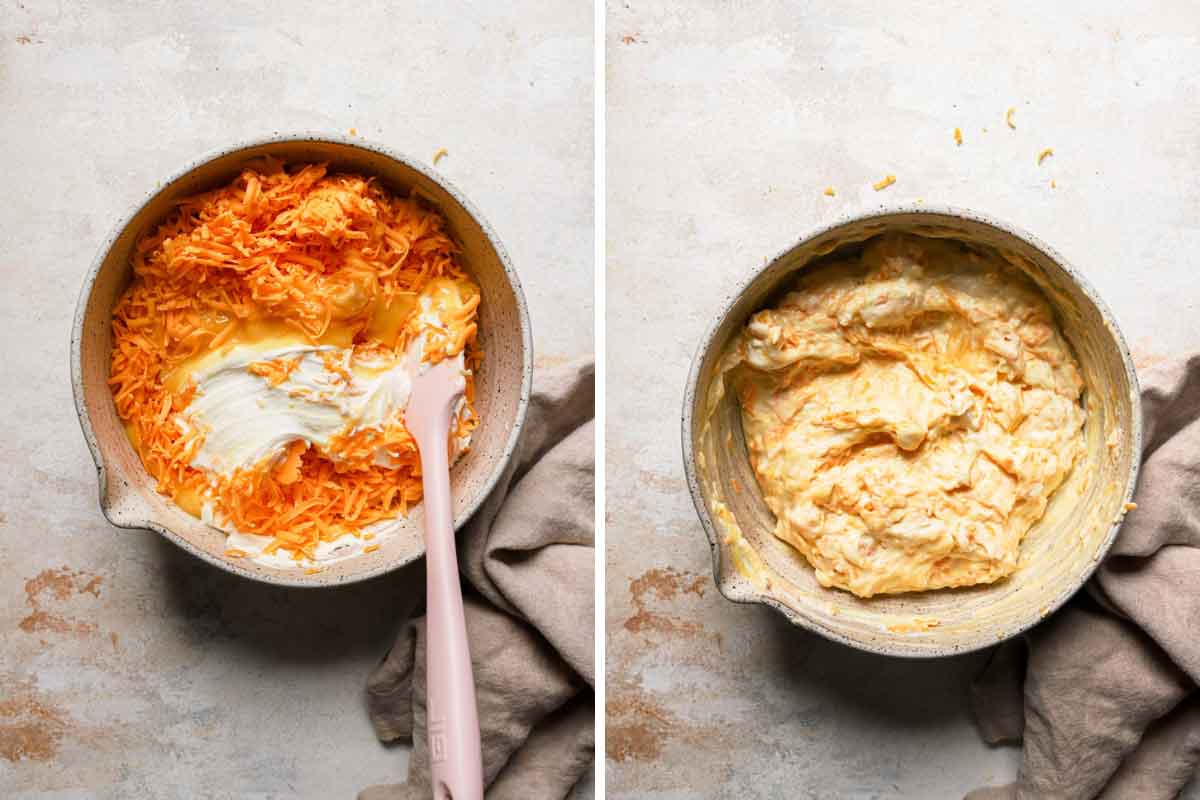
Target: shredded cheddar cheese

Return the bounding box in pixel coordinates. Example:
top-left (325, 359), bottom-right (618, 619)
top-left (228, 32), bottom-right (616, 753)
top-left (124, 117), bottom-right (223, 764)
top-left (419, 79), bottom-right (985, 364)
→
top-left (1005, 107), bottom-right (1016, 129)
top-left (108, 160), bottom-right (482, 563)
top-left (823, 186), bottom-right (835, 197)
top-left (1037, 147), bottom-right (1054, 165)
top-left (872, 174), bottom-right (896, 191)
top-left (433, 147), bottom-right (449, 165)
top-left (247, 355), bottom-right (302, 387)
top-left (953, 127), bottom-right (963, 146)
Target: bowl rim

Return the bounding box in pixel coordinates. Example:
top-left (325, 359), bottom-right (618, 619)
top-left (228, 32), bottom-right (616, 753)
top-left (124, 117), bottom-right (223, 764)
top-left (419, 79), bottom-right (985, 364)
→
top-left (70, 131), bottom-right (533, 588)
top-left (681, 204), bottom-right (1143, 657)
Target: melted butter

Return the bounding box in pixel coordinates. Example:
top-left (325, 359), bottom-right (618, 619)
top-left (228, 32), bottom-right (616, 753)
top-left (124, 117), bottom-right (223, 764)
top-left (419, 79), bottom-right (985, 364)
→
top-left (123, 420), bottom-right (141, 452)
top-left (353, 277), bottom-right (477, 352)
top-left (420, 276), bottom-right (479, 320)
top-left (730, 234), bottom-right (1087, 598)
top-left (366, 293), bottom-right (419, 347)
top-left (164, 317), bottom-right (356, 393)
top-left (351, 358), bottom-right (400, 380)
top-left (172, 485), bottom-right (206, 518)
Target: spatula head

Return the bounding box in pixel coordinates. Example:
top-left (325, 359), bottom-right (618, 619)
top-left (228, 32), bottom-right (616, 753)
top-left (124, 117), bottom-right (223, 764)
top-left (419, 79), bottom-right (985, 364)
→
top-left (405, 357), bottom-right (466, 449)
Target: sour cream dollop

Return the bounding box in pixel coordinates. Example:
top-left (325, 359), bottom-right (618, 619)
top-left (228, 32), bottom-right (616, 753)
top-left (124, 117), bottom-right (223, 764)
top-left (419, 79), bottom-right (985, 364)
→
top-left (172, 298), bottom-right (473, 567)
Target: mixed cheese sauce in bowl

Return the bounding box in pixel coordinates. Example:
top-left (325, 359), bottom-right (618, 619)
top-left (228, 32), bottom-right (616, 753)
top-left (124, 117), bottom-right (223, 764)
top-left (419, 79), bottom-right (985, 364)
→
top-left (683, 210), bottom-right (1140, 656)
top-left (732, 234), bottom-right (1087, 598)
top-left (74, 137), bottom-right (531, 586)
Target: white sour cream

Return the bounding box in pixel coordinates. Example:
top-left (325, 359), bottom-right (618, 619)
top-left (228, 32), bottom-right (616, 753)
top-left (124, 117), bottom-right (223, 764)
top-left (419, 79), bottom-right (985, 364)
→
top-left (177, 303), bottom-right (473, 568)
top-left (180, 345), bottom-right (412, 475)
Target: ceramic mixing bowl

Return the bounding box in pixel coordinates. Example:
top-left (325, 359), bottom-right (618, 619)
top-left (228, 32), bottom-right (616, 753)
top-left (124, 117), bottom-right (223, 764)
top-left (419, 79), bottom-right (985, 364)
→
top-left (72, 134), bottom-right (532, 587)
top-left (683, 208), bottom-right (1140, 656)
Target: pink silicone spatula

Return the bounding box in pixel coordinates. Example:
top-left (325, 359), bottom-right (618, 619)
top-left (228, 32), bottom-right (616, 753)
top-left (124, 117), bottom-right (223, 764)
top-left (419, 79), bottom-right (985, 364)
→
top-left (405, 355), bottom-right (483, 800)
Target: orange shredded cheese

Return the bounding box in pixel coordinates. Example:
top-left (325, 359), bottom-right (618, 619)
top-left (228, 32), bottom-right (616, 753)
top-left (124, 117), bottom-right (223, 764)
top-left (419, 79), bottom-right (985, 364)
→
top-left (1005, 107), bottom-right (1016, 129)
top-left (872, 174), bottom-right (896, 191)
top-left (363, 544), bottom-right (381, 554)
top-left (248, 355), bottom-right (302, 387)
top-left (274, 440), bottom-right (307, 485)
top-left (433, 147), bottom-right (449, 165)
top-left (822, 186), bottom-right (835, 197)
top-left (109, 160), bottom-right (481, 561)
top-left (954, 127), bottom-right (963, 146)
top-left (1037, 147), bottom-right (1054, 165)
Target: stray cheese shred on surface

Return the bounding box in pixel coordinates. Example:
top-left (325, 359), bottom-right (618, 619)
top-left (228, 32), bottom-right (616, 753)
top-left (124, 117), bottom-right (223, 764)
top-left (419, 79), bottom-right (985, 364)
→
top-left (726, 234), bottom-right (1086, 597)
top-left (108, 160), bottom-right (481, 566)
top-left (872, 174), bottom-right (896, 191)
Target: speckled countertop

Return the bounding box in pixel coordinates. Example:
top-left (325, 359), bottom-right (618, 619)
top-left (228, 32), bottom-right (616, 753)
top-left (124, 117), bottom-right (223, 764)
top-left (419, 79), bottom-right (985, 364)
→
top-left (605, 1), bottom-right (1199, 797)
top-left (0, 2), bottom-right (592, 797)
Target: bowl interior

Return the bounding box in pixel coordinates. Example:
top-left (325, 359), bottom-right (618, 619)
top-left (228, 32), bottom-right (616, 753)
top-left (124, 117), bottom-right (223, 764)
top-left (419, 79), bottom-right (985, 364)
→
top-left (686, 211), bottom-right (1140, 656)
top-left (74, 137), bottom-right (530, 587)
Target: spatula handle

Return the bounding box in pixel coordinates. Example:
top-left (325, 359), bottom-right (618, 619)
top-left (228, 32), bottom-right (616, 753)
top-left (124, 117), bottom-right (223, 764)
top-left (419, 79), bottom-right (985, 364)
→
top-left (416, 417), bottom-right (483, 800)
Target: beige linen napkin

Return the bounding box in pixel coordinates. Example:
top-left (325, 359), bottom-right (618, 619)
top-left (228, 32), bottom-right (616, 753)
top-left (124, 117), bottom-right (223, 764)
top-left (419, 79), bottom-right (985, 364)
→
top-left (968, 355), bottom-right (1200, 800)
top-left (360, 359), bottom-right (595, 799)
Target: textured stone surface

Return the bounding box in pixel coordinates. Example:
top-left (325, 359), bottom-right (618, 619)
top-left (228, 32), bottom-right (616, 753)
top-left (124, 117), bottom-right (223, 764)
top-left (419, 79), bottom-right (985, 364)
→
top-left (605, 1), bottom-right (1200, 797)
top-left (0, 1), bottom-right (592, 797)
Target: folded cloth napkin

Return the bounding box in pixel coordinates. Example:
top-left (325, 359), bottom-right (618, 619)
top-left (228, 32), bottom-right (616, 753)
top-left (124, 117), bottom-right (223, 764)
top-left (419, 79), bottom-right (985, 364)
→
top-left (968, 355), bottom-right (1200, 800)
top-left (360, 359), bottom-right (595, 799)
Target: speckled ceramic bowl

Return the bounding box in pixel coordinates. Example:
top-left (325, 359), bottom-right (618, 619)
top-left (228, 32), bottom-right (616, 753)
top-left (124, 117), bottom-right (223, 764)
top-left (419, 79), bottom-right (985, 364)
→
top-left (72, 134), bottom-right (532, 587)
top-left (683, 208), bottom-right (1140, 657)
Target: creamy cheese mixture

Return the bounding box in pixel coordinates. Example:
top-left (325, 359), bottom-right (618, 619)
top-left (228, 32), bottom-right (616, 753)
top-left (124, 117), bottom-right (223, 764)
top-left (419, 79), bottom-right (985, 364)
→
top-left (729, 234), bottom-right (1086, 597)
